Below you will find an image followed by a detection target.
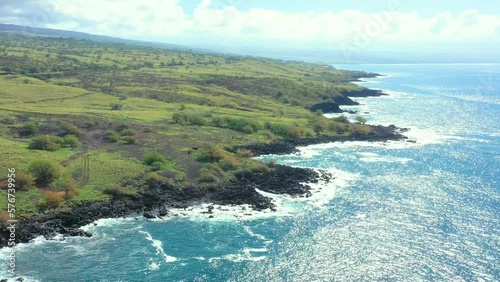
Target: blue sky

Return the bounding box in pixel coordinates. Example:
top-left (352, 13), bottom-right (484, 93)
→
top-left (1, 0), bottom-right (499, 62)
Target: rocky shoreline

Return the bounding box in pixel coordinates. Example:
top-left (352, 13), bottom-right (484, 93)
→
top-left (0, 163), bottom-right (328, 248)
top-left (0, 123), bottom-right (406, 248)
top-left (233, 124), bottom-right (407, 157)
top-left (310, 86), bottom-right (387, 113)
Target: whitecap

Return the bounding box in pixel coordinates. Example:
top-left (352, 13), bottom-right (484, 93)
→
top-left (243, 226), bottom-right (273, 245)
top-left (139, 231), bottom-right (177, 263)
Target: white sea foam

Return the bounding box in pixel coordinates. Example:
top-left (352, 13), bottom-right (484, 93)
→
top-left (208, 249), bottom-right (267, 263)
top-left (243, 226), bottom-right (273, 245)
top-left (139, 230), bottom-right (177, 263)
top-left (358, 152), bottom-right (413, 164)
top-left (80, 217), bottom-right (135, 233)
top-left (147, 260), bottom-right (160, 271)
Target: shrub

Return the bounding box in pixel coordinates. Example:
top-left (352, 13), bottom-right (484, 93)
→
top-left (172, 112), bottom-right (206, 126)
top-left (61, 122), bottom-right (82, 136)
top-left (143, 153), bottom-right (175, 171)
top-left (146, 172), bottom-right (167, 188)
top-left (268, 123), bottom-right (303, 139)
top-left (52, 176), bottom-right (78, 193)
top-left (327, 122), bottom-right (348, 134)
top-left (218, 157), bottom-right (242, 171)
top-left (105, 130), bottom-right (119, 143)
top-left (351, 124), bottom-right (373, 135)
top-left (18, 122), bottom-right (38, 137)
top-left (248, 162), bottom-right (271, 174)
top-left (28, 135), bottom-right (65, 151)
top-left (42, 191), bottom-right (64, 209)
top-left (195, 146), bottom-right (229, 163)
top-left (28, 160), bottom-right (62, 187)
top-left (63, 135), bottom-right (81, 148)
top-left (197, 164), bottom-right (225, 183)
top-left (222, 117), bottom-right (262, 134)
top-left (236, 149), bottom-right (253, 158)
top-left (332, 115), bottom-right (350, 123)
top-left (15, 173), bottom-right (35, 191)
top-left (63, 188), bottom-right (80, 200)
top-left (103, 184), bottom-right (126, 197)
top-left (122, 136), bottom-right (137, 144)
top-left (143, 152), bottom-right (166, 166)
top-left (355, 116), bottom-right (367, 124)
top-left (117, 124), bottom-right (129, 131)
top-left (120, 129), bottom-right (136, 136)
top-left (110, 103), bottom-right (123, 110)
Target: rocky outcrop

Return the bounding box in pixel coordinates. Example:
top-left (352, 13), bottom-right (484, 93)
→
top-left (309, 102), bottom-right (342, 113)
top-left (0, 164), bottom-right (323, 247)
top-left (233, 125), bottom-right (407, 156)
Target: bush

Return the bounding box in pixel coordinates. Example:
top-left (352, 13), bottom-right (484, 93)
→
top-left (122, 136), bottom-right (137, 144)
top-left (143, 153), bottom-right (175, 171)
top-left (327, 122), bottom-right (348, 134)
top-left (195, 146), bottom-right (230, 163)
top-left (197, 164), bottom-right (225, 183)
top-left (332, 115), bottom-right (350, 123)
top-left (110, 103), bottom-right (123, 110)
top-left (28, 160), bottom-right (62, 187)
top-left (28, 135), bottom-right (65, 151)
top-left (42, 191), bottom-right (64, 209)
top-left (119, 129), bottom-right (136, 136)
top-left (143, 152), bottom-right (166, 166)
top-left (15, 173), bottom-right (35, 191)
top-left (236, 149), bottom-right (253, 158)
top-left (309, 116), bottom-right (328, 134)
top-left (63, 135), bottom-right (81, 148)
top-left (18, 122), bottom-right (38, 137)
top-left (218, 157), bottom-right (242, 171)
top-left (351, 124), bottom-right (373, 135)
top-left (103, 184), bottom-right (126, 197)
top-left (212, 116), bottom-right (262, 134)
top-left (105, 131), bottom-right (119, 143)
top-left (117, 124), bottom-right (129, 131)
top-left (145, 172), bottom-right (167, 188)
top-left (52, 176), bottom-right (78, 193)
top-left (61, 123), bottom-right (82, 137)
top-left (248, 162), bottom-right (271, 174)
top-left (355, 116), bottom-right (367, 124)
top-left (172, 112), bottom-right (206, 126)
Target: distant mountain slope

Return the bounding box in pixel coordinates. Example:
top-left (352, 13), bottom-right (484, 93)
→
top-left (0, 23), bottom-right (205, 52)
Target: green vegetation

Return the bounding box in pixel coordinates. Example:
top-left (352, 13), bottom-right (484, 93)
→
top-left (28, 135), bottom-right (65, 151)
top-left (0, 32), bottom-right (379, 218)
top-left (356, 116), bottom-right (367, 124)
top-left (143, 152), bottom-right (175, 171)
top-left (18, 122), bottom-right (38, 137)
top-left (28, 160), bottom-right (62, 187)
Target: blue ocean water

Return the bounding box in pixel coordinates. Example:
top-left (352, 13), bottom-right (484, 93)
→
top-left (1, 64), bottom-right (499, 281)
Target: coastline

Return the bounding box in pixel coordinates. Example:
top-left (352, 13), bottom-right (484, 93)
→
top-left (0, 82), bottom-right (405, 248)
top-left (0, 126), bottom-right (406, 248)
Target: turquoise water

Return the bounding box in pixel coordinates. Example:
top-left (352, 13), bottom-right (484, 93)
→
top-left (1, 64), bottom-right (499, 281)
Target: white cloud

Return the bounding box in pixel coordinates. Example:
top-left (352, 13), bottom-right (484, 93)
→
top-left (3, 0), bottom-right (499, 44)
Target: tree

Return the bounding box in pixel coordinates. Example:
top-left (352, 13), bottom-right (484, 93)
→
top-left (28, 160), bottom-right (62, 187)
top-left (355, 116), bottom-right (367, 124)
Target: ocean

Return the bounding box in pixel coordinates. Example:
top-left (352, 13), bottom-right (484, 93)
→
top-left (1, 64), bottom-right (499, 281)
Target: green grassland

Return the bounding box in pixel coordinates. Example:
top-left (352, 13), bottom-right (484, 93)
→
top-left (0, 33), bottom-right (375, 217)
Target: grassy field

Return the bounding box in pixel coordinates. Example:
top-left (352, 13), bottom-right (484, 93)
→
top-left (0, 33), bottom-right (375, 218)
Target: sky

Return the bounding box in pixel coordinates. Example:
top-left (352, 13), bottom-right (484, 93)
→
top-left (1, 0), bottom-right (499, 63)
